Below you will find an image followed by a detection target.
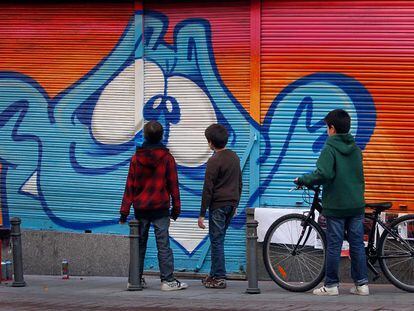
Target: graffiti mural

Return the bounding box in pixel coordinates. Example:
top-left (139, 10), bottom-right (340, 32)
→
top-left (0, 4), bottom-right (379, 271)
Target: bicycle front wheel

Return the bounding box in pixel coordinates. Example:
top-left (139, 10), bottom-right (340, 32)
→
top-left (379, 214), bottom-right (414, 292)
top-left (263, 213), bottom-right (326, 292)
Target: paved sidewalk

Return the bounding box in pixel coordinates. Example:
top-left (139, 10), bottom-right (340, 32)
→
top-left (0, 275), bottom-right (413, 311)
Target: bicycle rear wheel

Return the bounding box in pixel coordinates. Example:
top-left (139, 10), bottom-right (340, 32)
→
top-left (379, 214), bottom-right (414, 292)
top-left (263, 213), bottom-right (326, 292)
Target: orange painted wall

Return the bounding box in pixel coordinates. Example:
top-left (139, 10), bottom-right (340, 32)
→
top-left (0, 1), bottom-right (132, 98)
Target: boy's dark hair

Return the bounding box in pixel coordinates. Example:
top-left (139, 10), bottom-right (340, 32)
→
top-left (205, 124), bottom-right (228, 149)
top-left (324, 109), bottom-right (351, 134)
top-left (144, 120), bottom-right (163, 144)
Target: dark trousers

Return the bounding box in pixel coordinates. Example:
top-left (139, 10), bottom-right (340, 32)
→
top-left (138, 216), bottom-right (174, 282)
top-left (325, 214), bottom-right (368, 287)
top-left (208, 205), bottom-right (235, 279)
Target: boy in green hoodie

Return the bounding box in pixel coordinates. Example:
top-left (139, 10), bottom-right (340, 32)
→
top-left (295, 109), bottom-right (369, 296)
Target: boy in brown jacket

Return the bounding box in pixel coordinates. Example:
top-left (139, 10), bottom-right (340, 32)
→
top-left (198, 124), bottom-right (242, 289)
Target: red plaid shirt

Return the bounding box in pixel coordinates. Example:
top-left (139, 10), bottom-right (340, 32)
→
top-left (120, 146), bottom-right (181, 218)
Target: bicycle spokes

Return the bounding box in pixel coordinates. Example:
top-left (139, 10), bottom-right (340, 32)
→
top-left (264, 214), bottom-right (326, 292)
top-left (379, 215), bottom-right (414, 292)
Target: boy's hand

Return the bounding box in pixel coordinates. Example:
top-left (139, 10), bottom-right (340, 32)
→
top-left (198, 217), bottom-right (206, 229)
top-left (119, 214), bottom-right (128, 225)
top-left (232, 208), bottom-right (238, 218)
top-left (170, 210), bottom-right (179, 221)
top-left (294, 177), bottom-right (304, 186)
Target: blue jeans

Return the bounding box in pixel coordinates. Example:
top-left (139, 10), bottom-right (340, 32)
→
top-left (325, 214), bottom-right (368, 287)
top-left (138, 216), bottom-right (174, 282)
top-left (208, 206), bottom-right (235, 279)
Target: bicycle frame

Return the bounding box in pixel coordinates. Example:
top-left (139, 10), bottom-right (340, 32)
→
top-left (292, 187), bottom-right (322, 255)
top-left (295, 185), bottom-right (413, 281)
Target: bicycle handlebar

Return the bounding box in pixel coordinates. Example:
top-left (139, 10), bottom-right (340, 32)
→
top-left (290, 184), bottom-right (321, 193)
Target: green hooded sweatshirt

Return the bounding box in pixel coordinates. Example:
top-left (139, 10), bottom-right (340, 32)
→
top-left (297, 133), bottom-right (365, 217)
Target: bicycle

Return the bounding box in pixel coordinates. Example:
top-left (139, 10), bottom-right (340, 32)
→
top-left (263, 185), bottom-right (414, 292)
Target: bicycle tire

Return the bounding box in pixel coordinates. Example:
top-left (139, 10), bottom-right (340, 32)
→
top-left (378, 214), bottom-right (414, 292)
top-left (263, 213), bottom-right (326, 292)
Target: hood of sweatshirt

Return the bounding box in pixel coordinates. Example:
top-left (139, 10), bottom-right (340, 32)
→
top-left (326, 133), bottom-right (358, 155)
top-left (136, 143), bottom-right (170, 168)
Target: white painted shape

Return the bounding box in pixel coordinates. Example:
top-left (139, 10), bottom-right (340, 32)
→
top-left (153, 97), bottom-right (162, 109)
top-left (166, 76), bottom-right (215, 167)
top-left (144, 61), bottom-right (165, 103)
top-left (254, 208), bottom-right (317, 242)
top-left (166, 99), bottom-right (173, 113)
top-left (21, 171), bottom-right (39, 196)
top-left (92, 61), bottom-right (140, 144)
top-left (135, 58), bottom-right (144, 134)
top-left (169, 217), bottom-right (209, 253)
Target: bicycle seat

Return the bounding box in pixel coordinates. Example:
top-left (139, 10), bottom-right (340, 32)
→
top-left (365, 202), bottom-right (392, 212)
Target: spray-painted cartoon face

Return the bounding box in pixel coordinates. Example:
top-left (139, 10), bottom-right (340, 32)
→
top-left (92, 58), bottom-right (217, 169)
top-left (143, 61), bottom-right (216, 167)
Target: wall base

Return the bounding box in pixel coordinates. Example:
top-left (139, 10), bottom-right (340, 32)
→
top-left (1, 230), bottom-right (246, 279)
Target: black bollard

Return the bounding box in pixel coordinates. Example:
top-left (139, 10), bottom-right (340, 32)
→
top-left (127, 219), bottom-right (142, 291)
top-left (245, 209), bottom-right (260, 294)
top-left (10, 217), bottom-right (26, 287)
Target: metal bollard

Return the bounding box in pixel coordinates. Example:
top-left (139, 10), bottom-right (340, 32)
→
top-left (127, 219), bottom-right (142, 291)
top-left (10, 217), bottom-right (26, 287)
top-left (245, 209), bottom-right (260, 294)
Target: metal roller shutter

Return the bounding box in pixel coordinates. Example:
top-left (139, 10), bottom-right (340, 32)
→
top-left (143, 0), bottom-right (252, 274)
top-left (260, 0), bottom-right (414, 213)
top-left (0, 1), bottom-right (136, 231)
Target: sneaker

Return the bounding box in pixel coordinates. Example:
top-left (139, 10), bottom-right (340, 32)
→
top-left (201, 276), bottom-right (213, 285)
top-left (160, 279), bottom-right (189, 291)
top-left (350, 284), bottom-right (369, 296)
top-left (312, 285), bottom-right (339, 296)
top-left (204, 277), bottom-right (227, 289)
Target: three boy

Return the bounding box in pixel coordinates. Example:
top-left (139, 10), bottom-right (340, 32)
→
top-left (121, 109), bottom-right (366, 296)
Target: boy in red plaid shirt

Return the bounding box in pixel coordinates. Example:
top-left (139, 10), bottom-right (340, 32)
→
top-left (119, 120), bottom-right (188, 291)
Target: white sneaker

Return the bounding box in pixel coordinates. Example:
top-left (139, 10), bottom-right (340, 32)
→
top-left (313, 285), bottom-right (339, 296)
top-left (350, 284), bottom-right (369, 296)
top-left (160, 279), bottom-right (189, 291)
